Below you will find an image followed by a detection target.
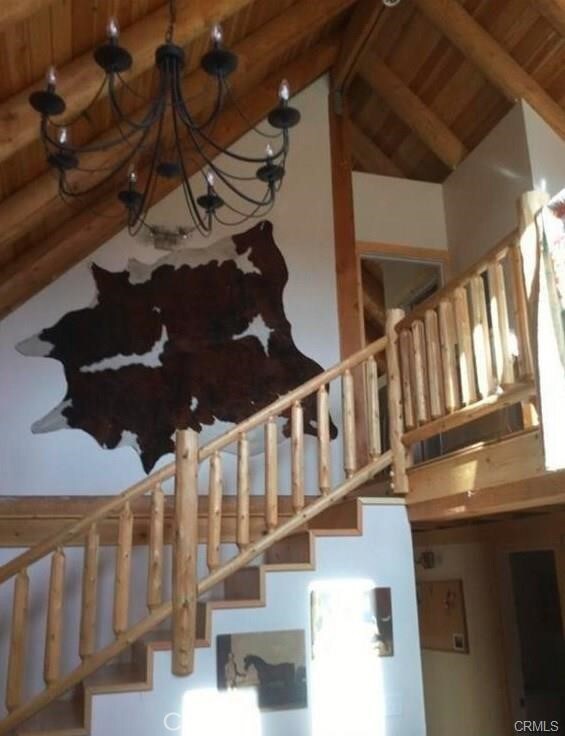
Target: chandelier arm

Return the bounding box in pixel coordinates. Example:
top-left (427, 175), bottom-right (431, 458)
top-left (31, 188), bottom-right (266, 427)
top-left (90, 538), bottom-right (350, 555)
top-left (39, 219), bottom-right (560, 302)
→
top-left (108, 73), bottom-right (167, 132)
top-left (47, 76), bottom-right (109, 130)
top-left (189, 122), bottom-right (288, 165)
top-left (172, 63), bottom-right (225, 133)
top-left (221, 78), bottom-right (282, 140)
top-left (213, 194), bottom-right (275, 227)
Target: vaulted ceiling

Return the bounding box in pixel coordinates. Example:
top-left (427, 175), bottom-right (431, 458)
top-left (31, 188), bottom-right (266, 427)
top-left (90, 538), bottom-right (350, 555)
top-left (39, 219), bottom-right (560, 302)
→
top-left (0, 0), bottom-right (563, 319)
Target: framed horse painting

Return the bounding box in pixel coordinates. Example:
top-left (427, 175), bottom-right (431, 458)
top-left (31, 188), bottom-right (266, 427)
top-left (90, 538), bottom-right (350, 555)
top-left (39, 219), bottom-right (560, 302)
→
top-left (216, 629), bottom-right (307, 711)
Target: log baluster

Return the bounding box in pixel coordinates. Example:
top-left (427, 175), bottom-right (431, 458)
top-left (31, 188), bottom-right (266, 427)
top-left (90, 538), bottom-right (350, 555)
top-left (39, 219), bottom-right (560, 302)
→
top-left (365, 356), bottom-right (381, 459)
top-left (236, 433), bottom-right (250, 550)
top-left (79, 524), bottom-right (99, 661)
top-left (6, 570), bottom-right (29, 713)
top-left (265, 416), bottom-right (279, 531)
top-left (453, 286), bottom-right (478, 405)
top-left (113, 501), bottom-right (134, 637)
top-left (507, 244), bottom-right (534, 380)
top-left (44, 549), bottom-right (66, 686)
top-left (291, 401), bottom-right (305, 512)
top-left (424, 309), bottom-right (445, 418)
top-left (172, 429), bottom-right (199, 676)
top-left (147, 485), bottom-right (165, 612)
top-left (399, 329), bottom-right (416, 429)
top-left (207, 452), bottom-right (223, 572)
top-left (386, 310), bottom-right (409, 495)
top-left (411, 320), bottom-right (430, 424)
top-left (342, 368), bottom-right (357, 477)
top-left (470, 275), bottom-right (496, 398)
top-left (317, 385), bottom-right (331, 494)
top-left (487, 262), bottom-right (515, 387)
top-left (438, 299), bottom-right (460, 413)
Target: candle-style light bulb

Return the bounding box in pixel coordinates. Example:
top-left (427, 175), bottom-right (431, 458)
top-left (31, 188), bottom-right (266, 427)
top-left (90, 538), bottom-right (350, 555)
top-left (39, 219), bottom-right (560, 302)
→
top-left (107, 17), bottom-right (119, 40)
top-left (57, 127), bottom-right (69, 145)
top-left (278, 79), bottom-right (290, 102)
top-left (206, 170), bottom-right (215, 187)
top-left (46, 65), bottom-right (57, 89)
top-left (265, 143), bottom-right (274, 158)
top-left (211, 24), bottom-right (223, 44)
top-left (128, 168), bottom-right (137, 185)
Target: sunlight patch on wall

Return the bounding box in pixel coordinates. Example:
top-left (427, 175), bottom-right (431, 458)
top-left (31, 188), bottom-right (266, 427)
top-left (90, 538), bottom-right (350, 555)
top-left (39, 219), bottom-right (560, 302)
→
top-left (182, 687), bottom-right (261, 736)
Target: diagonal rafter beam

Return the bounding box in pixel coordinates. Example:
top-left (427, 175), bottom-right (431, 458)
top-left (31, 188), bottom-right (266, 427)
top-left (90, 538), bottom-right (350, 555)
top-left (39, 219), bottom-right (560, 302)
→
top-left (0, 0), bottom-right (259, 166)
top-left (333, 0), bottom-right (385, 93)
top-left (0, 39), bottom-right (339, 319)
top-left (0, 0), bottom-right (57, 33)
top-left (413, 0), bottom-right (565, 140)
top-left (359, 51), bottom-right (467, 169)
top-left (350, 122), bottom-right (405, 178)
top-left (0, 0), bottom-right (357, 264)
top-left (530, 0), bottom-right (565, 38)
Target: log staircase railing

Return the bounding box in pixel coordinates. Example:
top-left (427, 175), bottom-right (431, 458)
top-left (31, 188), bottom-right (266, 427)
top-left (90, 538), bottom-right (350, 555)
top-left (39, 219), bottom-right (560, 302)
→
top-left (0, 336), bottom-right (393, 735)
top-left (392, 228), bottom-right (537, 453)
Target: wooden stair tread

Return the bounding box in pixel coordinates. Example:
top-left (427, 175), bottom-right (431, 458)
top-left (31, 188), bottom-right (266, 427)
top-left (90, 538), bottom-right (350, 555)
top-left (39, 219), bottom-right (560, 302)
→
top-left (82, 662), bottom-right (147, 692)
top-left (19, 698), bottom-right (85, 736)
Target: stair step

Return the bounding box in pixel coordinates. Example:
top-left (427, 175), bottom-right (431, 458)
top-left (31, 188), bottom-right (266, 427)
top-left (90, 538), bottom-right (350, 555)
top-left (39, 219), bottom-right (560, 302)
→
top-left (264, 531), bottom-right (313, 568)
top-left (82, 662), bottom-right (147, 694)
top-left (19, 697), bottom-right (85, 736)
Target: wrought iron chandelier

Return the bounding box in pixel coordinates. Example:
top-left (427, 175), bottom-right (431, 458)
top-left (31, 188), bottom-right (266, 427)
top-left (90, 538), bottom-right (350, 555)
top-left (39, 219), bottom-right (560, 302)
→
top-left (29, 0), bottom-right (301, 238)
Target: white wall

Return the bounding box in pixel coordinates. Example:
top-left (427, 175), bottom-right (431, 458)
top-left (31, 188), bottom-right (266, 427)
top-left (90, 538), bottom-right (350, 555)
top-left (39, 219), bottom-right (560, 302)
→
top-left (443, 104), bottom-right (533, 275)
top-left (91, 502), bottom-right (426, 736)
top-left (0, 77), bottom-right (341, 495)
top-left (353, 173), bottom-right (448, 250)
top-left (523, 102), bottom-right (565, 198)
top-left (415, 542), bottom-right (508, 736)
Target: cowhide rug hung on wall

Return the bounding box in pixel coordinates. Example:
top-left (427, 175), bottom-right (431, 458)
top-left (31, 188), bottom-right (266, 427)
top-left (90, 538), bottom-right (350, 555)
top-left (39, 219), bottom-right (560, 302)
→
top-left (18, 221), bottom-right (337, 472)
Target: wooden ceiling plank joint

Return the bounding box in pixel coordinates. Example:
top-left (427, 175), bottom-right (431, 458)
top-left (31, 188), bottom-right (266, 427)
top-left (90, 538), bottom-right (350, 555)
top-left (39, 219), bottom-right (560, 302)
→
top-left (529, 0), bottom-right (565, 40)
top-left (333, 0), bottom-right (384, 93)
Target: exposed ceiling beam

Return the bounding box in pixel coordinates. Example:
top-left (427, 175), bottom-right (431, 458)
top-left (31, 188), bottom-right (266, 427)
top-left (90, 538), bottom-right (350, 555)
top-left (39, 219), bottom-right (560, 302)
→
top-left (333, 0), bottom-right (385, 93)
top-left (359, 52), bottom-right (468, 169)
top-left (0, 0), bottom-right (260, 166)
top-left (350, 122), bottom-right (404, 178)
top-left (0, 0), bottom-right (355, 263)
top-left (530, 0), bottom-right (565, 39)
top-left (0, 39), bottom-right (339, 319)
top-left (0, 0), bottom-right (57, 33)
top-left (413, 0), bottom-right (565, 140)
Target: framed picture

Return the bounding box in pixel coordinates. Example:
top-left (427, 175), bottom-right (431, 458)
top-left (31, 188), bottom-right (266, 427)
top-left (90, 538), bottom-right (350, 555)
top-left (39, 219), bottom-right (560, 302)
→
top-left (216, 629), bottom-right (307, 711)
top-left (310, 586), bottom-right (394, 659)
top-left (417, 579), bottom-right (469, 653)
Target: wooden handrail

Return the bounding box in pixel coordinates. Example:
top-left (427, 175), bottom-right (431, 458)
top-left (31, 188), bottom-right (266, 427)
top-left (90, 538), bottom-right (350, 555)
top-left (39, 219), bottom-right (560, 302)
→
top-left (0, 335), bottom-right (387, 585)
top-left (395, 229), bottom-right (517, 333)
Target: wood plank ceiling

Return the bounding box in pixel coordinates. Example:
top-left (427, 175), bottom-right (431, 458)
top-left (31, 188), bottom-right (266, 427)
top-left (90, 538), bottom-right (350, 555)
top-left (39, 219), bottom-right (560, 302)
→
top-left (0, 0), bottom-right (562, 318)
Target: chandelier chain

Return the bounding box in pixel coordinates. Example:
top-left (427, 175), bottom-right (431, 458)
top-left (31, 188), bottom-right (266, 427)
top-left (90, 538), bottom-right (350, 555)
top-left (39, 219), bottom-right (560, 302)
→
top-left (166, 0), bottom-right (177, 43)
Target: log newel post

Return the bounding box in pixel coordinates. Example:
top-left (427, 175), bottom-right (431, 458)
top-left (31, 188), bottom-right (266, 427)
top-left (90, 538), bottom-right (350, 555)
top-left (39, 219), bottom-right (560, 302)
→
top-left (386, 309), bottom-right (410, 495)
top-left (172, 428), bottom-right (199, 676)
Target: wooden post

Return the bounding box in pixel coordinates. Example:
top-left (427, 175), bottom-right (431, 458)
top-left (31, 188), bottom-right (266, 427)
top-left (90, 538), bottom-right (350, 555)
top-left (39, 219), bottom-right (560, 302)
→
top-left (79, 524), bottom-right (99, 661)
top-left (470, 275), bottom-right (496, 399)
top-left (317, 385), bottom-right (331, 494)
top-left (342, 368), bottom-right (357, 477)
top-left (438, 299), bottom-right (460, 413)
top-left (172, 429), bottom-right (199, 676)
top-left (424, 309), bottom-right (445, 419)
top-left (207, 452), bottom-right (223, 572)
top-left (6, 569), bottom-right (29, 712)
top-left (265, 416), bottom-right (279, 531)
top-left (365, 356), bottom-right (381, 458)
top-left (386, 310), bottom-right (410, 495)
top-left (147, 485), bottom-right (165, 612)
top-left (399, 329), bottom-right (416, 429)
top-left (113, 501), bottom-right (133, 637)
top-left (291, 401), bottom-right (305, 512)
top-left (44, 549), bottom-right (65, 686)
top-left (453, 286), bottom-right (478, 405)
top-left (236, 433), bottom-right (250, 550)
top-left (508, 242), bottom-right (534, 382)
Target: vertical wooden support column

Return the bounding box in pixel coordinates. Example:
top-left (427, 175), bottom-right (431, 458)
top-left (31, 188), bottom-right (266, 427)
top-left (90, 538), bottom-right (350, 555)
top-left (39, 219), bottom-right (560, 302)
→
top-left (438, 300), bottom-right (460, 413)
top-left (6, 570), bottom-right (29, 712)
top-left (317, 385), bottom-right (331, 494)
top-left (424, 309), bottom-right (445, 418)
top-left (291, 402), bottom-right (305, 512)
top-left (386, 309), bottom-right (409, 495)
top-left (236, 433), bottom-right (250, 550)
top-left (44, 549), bottom-right (66, 686)
top-left (79, 524), bottom-right (99, 661)
top-left (365, 356), bottom-right (381, 458)
top-left (328, 85), bottom-right (367, 461)
top-left (207, 452), bottom-right (223, 572)
top-left (265, 416), bottom-right (278, 531)
top-left (342, 369), bottom-right (357, 477)
top-left (113, 501), bottom-right (133, 637)
top-left (172, 429), bottom-right (199, 676)
top-left (147, 485), bottom-right (165, 612)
